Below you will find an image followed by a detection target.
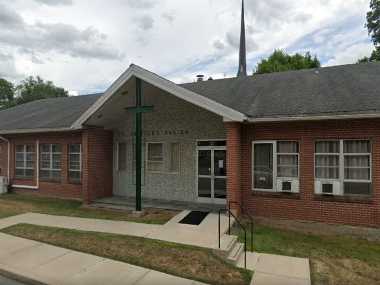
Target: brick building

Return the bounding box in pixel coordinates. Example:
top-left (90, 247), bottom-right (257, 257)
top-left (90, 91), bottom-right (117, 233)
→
top-left (0, 1), bottom-right (379, 228)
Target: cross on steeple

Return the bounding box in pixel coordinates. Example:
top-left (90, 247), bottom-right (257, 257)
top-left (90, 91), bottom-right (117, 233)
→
top-left (237, 0), bottom-right (247, 77)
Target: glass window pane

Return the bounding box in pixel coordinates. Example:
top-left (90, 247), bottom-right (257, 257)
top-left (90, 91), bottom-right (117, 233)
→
top-left (69, 144), bottom-right (81, 153)
top-left (15, 153), bottom-right (24, 162)
top-left (52, 144), bottom-right (61, 153)
top-left (214, 150), bottom-right (226, 176)
top-left (16, 145), bottom-right (24, 152)
top-left (118, 143), bottom-right (127, 171)
top-left (344, 140), bottom-right (370, 153)
top-left (25, 169), bottom-right (34, 178)
top-left (277, 141), bottom-right (298, 153)
top-left (344, 156), bottom-right (370, 168)
top-left (69, 171), bottom-right (81, 182)
top-left (214, 178), bottom-right (226, 199)
top-left (148, 143), bottom-right (163, 161)
top-left (315, 155), bottom-right (339, 167)
top-left (344, 182), bottom-right (371, 195)
top-left (254, 143), bottom-right (273, 190)
top-left (26, 145), bottom-right (34, 153)
top-left (198, 178), bottom-right (211, 198)
top-left (316, 166), bottom-right (339, 179)
top-left (198, 150), bottom-right (211, 175)
top-left (169, 143), bottom-right (180, 173)
top-left (344, 168), bottom-right (370, 180)
top-left (315, 141), bottom-right (340, 153)
top-left (40, 144), bottom-right (50, 153)
top-left (52, 154), bottom-right (61, 169)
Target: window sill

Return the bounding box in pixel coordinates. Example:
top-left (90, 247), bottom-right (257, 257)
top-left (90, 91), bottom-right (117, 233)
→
top-left (252, 190), bottom-right (301, 200)
top-left (39, 180), bottom-right (62, 184)
top-left (14, 177), bottom-right (34, 181)
top-left (314, 194), bottom-right (373, 204)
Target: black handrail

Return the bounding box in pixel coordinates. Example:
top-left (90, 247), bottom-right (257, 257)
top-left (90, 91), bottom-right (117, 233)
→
top-left (228, 201), bottom-right (254, 251)
top-left (218, 208), bottom-right (247, 269)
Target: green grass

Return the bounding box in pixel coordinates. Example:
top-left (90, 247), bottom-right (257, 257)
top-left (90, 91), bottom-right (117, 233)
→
top-left (2, 224), bottom-right (252, 285)
top-left (0, 193), bottom-right (177, 224)
top-left (234, 223), bottom-right (380, 285)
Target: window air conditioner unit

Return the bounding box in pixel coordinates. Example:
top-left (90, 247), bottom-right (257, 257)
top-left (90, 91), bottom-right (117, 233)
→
top-left (315, 180), bottom-right (342, 196)
top-left (276, 179), bottom-right (299, 193)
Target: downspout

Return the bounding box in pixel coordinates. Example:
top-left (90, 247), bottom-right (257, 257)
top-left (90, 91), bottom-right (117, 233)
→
top-left (0, 136), bottom-right (10, 179)
top-left (11, 139), bottom-right (39, 190)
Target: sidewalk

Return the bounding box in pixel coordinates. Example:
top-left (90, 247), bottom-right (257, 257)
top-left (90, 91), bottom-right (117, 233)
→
top-left (0, 211), bottom-right (232, 250)
top-left (0, 212), bottom-right (311, 285)
top-left (0, 233), bottom-right (206, 285)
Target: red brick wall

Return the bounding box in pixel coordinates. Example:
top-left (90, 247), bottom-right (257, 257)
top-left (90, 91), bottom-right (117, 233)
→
top-left (0, 130), bottom-right (113, 202)
top-left (6, 132), bottom-right (83, 199)
top-left (0, 140), bottom-right (8, 177)
top-left (237, 119), bottom-right (380, 228)
top-left (225, 122), bottom-right (242, 214)
top-left (82, 128), bottom-right (113, 203)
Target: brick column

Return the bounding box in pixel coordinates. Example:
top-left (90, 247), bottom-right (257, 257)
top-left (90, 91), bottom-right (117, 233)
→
top-left (82, 128), bottom-right (114, 204)
top-left (225, 122), bottom-right (242, 215)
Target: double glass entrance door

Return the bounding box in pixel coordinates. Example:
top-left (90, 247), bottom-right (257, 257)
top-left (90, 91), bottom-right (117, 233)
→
top-left (197, 146), bottom-right (227, 203)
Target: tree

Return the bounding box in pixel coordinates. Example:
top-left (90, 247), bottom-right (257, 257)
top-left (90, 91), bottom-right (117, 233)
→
top-left (367, 0), bottom-right (380, 46)
top-left (0, 78), bottom-right (14, 109)
top-left (358, 48), bottom-right (380, 63)
top-left (255, 50), bottom-right (321, 74)
top-left (15, 76), bottom-right (68, 105)
top-left (358, 0), bottom-right (380, 63)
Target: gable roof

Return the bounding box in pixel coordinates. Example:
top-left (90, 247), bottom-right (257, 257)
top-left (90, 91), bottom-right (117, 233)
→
top-left (181, 62), bottom-right (380, 122)
top-left (0, 62), bottom-right (379, 134)
top-left (0, 94), bottom-right (101, 134)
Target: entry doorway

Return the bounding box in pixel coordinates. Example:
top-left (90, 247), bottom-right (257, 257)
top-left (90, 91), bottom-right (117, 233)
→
top-left (197, 141), bottom-right (227, 204)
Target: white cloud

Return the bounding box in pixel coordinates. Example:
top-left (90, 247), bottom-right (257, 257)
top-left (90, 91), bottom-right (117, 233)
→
top-left (0, 0), bottom-right (374, 92)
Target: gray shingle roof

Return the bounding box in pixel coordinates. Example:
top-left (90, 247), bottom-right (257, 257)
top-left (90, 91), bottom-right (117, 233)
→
top-left (0, 62), bottom-right (379, 134)
top-left (0, 94), bottom-right (101, 132)
top-left (181, 62), bottom-right (380, 119)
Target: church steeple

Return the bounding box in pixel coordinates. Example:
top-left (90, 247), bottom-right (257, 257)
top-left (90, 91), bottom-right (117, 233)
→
top-left (237, 0), bottom-right (247, 77)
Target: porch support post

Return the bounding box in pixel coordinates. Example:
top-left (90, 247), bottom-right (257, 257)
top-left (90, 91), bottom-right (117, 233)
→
top-left (225, 122), bottom-right (242, 215)
top-left (135, 77), bottom-right (143, 212)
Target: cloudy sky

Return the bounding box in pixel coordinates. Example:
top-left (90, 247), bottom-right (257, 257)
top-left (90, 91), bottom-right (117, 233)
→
top-left (0, 0), bottom-right (374, 94)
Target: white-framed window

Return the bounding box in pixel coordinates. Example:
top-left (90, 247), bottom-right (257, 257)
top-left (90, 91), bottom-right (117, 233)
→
top-left (69, 144), bottom-right (81, 183)
top-left (314, 140), bottom-right (371, 196)
top-left (169, 142), bottom-right (180, 173)
top-left (15, 144), bottom-right (34, 179)
top-left (117, 142), bottom-right (127, 171)
top-left (252, 141), bottom-right (299, 192)
top-left (277, 141), bottom-right (299, 178)
top-left (40, 144), bottom-right (62, 182)
top-left (147, 142), bottom-right (164, 172)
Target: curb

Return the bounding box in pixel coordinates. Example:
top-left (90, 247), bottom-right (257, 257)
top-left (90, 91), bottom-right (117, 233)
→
top-left (0, 268), bottom-right (47, 285)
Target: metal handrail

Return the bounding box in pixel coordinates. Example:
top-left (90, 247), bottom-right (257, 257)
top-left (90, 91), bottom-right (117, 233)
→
top-left (218, 208), bottom-right (247, 269)
top-left (228, 201), bottom-right (254, 251)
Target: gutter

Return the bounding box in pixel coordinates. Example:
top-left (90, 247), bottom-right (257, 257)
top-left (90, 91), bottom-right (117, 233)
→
top-left (247, 112), bottom-right (380, 123)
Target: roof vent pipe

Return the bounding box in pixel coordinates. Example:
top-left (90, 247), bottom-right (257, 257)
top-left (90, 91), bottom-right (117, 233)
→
top-left (196, 75), bottom-right (204, 82)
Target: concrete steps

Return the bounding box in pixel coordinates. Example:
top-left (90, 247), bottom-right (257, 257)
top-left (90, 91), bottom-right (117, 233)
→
top-left (227, 242), bottom-right (245, 264)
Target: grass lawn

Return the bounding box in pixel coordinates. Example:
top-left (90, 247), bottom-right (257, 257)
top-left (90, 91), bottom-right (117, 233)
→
top-left (235, 223), bottom-right (380, 285)
top-left (0, 193), bottom-right (177, 224)
top-left (1, 223), bottom-right (252, 285)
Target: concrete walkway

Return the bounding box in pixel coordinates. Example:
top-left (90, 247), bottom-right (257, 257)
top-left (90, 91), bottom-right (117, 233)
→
top-left (0, 211), bottom-right (234, 250)
top-left (0, 233), bottom-right (206, 285)
top-left (237, 252), bottom-right (311, 285)
top-left (0, 212), bottom-right (311, 285)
